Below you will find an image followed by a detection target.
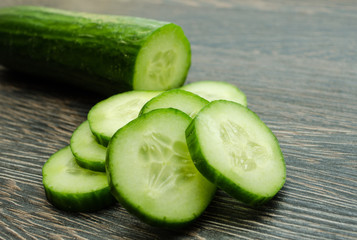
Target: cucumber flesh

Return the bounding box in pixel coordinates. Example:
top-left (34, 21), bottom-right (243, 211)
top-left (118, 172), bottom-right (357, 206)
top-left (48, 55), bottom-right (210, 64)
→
top-left (139, 89), bottom-right (209, 118)
top-left (181, 81), bottom-right (247, 106)
top-left (42, 146), bottom-right (115, 212)
top-left (134, 24), bottom-right (191, 90)
top-left (185, 100), bottom-right (285, 206)
top-left (70, 120), bottom-right (107, 172)
top-left (107, 109), bottom-right (216, 228)
top-left (88, 91), bottom-right (162, 146)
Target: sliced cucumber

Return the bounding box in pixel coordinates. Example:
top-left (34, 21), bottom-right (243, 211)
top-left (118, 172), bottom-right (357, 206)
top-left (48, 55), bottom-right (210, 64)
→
top-left (181, 81), bottom-right (247, 106)
top-left (42, 146), bottom-right (115, 212)
top-left (88, 90), bottom-right (161, 146)
top-left (70, 120), bottom-right (107, 172)
top-left (186, 100), bottom-right (285, 206)
top-left (139, 89), bottom-right (209, 118)
top-left (107, 109), bottom-right (216, 228)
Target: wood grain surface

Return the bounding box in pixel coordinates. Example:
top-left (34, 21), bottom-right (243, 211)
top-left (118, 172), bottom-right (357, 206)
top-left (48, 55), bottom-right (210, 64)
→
top-left (1, 0), bottom-right (356, 239)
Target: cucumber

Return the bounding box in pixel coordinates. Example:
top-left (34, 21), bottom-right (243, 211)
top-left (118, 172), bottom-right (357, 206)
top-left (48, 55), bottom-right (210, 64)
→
top-left (0, 6), bottom-right (191, 95)
top-left (185, 100), bottom-right (285, 206)
top-left (70, 120), bottom-right (107, 172)
top-left (181, 81), bottom-right (247, 106)
top-left (107, 109), bottom-right (216, 228)
top-left (88, 90), bottom-right (161, 146)
top-left (42, 146), bottom-right (115, 212)
top-left (139, 89), bottom-right (209, 118)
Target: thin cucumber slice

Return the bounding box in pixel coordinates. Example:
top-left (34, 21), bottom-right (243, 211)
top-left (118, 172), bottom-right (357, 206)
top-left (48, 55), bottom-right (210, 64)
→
top-left (107, 109), bottom-right (216, 228)
top-left (181, 81), bottom-right (247, 106)
top-left (139, 89), bottom-right (209, 118)
top-left (88, 90), bottom-right (162, 146)
top-left (186, 100), bottom-right (285, 206)
top-left (42, 146), bottom-right (115, 212)
top-left (70, 120), bottom-right (107, 172)
top-left (133, 24), bottom-right (191, 90)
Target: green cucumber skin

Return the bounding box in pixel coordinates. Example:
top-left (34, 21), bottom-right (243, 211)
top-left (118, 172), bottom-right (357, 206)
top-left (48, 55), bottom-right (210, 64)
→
top-left (0, 6), bottom-right (184, 95)
top-left (44, 185), bottom-right (115, 212)
top-left (185, 101), bottom-right (286, 206)
top-left (70, 146), bottom-right (106, 173)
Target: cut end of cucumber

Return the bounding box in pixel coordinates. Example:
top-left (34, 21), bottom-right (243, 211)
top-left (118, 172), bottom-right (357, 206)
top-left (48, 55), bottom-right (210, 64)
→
top-left (133, 23), bottom-right (191, 90)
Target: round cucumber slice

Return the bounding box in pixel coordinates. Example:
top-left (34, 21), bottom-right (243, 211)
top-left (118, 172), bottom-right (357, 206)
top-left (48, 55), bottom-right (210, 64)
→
top-left (139, 89), bottom-right (209, 118)
top-left (181, 81), bottom-right (247, 106)
top-left (70, 120), bottom-right (107, 172)
top-left (42, 146), bottom-right (115, 212)
top-left (186, 100), bottom-right (285, 206)
top-left (134, 24), bottom-right (191, 90)
top-left (107, 109), bottom-right (216, 228)
top-left (88, 90), bottom-right (162, 146)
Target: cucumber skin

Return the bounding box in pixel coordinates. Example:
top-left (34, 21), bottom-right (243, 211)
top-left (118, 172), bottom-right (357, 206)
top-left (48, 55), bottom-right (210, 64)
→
top-left (185, 101), bottom-right (286, 206)
top-left (106, 109), bottom-right (213, 228)
top-left (0, 6), bottom-right (186, 95)
top-left (44, 185), bottom-right (115, 212)
top-left (71, 147), bottom-right (106, 173)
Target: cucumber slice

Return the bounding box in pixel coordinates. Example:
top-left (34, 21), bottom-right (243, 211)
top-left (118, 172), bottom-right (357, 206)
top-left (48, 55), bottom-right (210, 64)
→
top-left (42, 146), bottom-right (115, 212)
top-left (139, 89), bottom-right (209, 118)
top-left (181, 81), bottom-right (247, 106)
top-left (186, 100), bottom-right (285, 206)
top-left (88, 90), bottom-right (161, 146)
top-left (70, 120), bottom-right (107, 172)
top-left (107, 109), bottom-right (216, 228)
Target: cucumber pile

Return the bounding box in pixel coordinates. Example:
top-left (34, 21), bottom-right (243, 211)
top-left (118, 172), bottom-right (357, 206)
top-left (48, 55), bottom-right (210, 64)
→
top-left (6, 3), bottom-right (285, 229)
top-left (42, 81), bottom-right (286, 228)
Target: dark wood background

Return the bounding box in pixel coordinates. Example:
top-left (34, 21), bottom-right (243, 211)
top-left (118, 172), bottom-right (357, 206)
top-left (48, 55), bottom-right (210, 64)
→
top-left (1, 0), bottom-right (356, 239)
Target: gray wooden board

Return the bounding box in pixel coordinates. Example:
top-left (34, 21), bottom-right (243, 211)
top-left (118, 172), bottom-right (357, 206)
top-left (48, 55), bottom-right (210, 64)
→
top-left (0, 0), bottom-right (356, 239)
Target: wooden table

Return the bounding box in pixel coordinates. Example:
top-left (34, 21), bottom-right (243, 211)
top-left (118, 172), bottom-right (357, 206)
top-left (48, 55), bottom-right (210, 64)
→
top-left (1, 0), bottom-right (356, 239)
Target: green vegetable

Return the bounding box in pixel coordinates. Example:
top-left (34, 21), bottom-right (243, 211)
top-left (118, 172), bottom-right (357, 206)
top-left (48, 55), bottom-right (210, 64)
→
top-left (0, 6), bottom-right (191, 95)
top-left (139, 89), bottom-right (209, 118)
top-left (42, 146), bottom-right (115, 212)
top-left (70, 120), bottom-right (107, 172)
top-left (181, 81), bottom-right (247, 106)
top-left (107, 108), bottom-right (216, 228)
top-left (185, 100), bottom-right (285, 206)
top-left (88, 90), bottom-right (161, 146)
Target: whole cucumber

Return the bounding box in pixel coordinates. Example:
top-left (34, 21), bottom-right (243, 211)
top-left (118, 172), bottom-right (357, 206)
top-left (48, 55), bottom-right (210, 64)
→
top-left (0, 6), bottom-right (191, 95)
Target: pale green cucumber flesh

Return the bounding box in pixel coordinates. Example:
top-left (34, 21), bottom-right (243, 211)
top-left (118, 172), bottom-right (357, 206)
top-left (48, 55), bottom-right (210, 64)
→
top-left (42, 146), bottom-right (115, 212)
top-left (185, 100), bottom-right (285, 206)
top-left (139, 89), bottom-right (209, 118)
top-left (181, 81), bottom-right (247, 106)
top-left (134, 23), bottom-right (191, 90)
top-left (88, 90), bottom-right (162, 146)
top-left (107, 109), bottom-right (216, 228)
top-left (70, 120), bottom-right (107, 172)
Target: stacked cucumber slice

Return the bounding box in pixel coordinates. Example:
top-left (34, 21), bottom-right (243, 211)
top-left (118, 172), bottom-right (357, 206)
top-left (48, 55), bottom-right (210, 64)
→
top-left (42, 81), bottom-right (286, 228)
